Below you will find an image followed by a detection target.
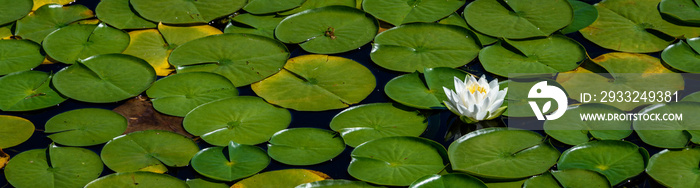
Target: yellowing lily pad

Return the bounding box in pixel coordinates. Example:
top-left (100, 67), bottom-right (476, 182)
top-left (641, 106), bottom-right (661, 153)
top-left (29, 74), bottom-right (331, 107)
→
top-left (0, 115), bottom-right (34, 148)
top-left (32, 0), bottom-right (74, 10)
top-left (96, 0), bottom-right (156, 29)
top-left (464, 0), bottom-right (573, 39)
top-left (15, 4), bottom-right (94, 43)
top-left (362, 0), bottom-right (466, 26)
top-left (0, 71), bottom-right (67, 111)
top-left (329, 103), bottom-right (428, 147)
top-left (0, 39), bottom-right (44, 76)
top-left (267, 128), bottom-right (346, 165)
top-left (0, 0), bottom-right (32, 25)
top-left (45, 108), bottom-right (128, 146)
top-left (233, 169), bottom-right (331, 187)
top-left (42, 23), bottom-right (130, 64)
top-left (86, 172), bottom-right (188, 188)
top-left (479, 35), bottom-right (586, 77)
top-left (146, 72), bottom-right (238, 117)
top-left (101, 130), bottom-right (200, 173)
top-left (130, 0), bottom-right (246, 24)
top-left (4, 144), bottom-right (103, 188)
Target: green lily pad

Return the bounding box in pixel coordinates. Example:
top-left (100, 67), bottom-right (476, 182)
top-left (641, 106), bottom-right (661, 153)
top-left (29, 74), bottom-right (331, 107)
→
top-left (439, 12), bottom-right (497, 46)
top-left (370, 23), bottom-right (481, 73)
top-left (329, 103), bottom-right (427, 147)
top-left (0, 71), bottom-right (67, 111)
top-left (0, 0), bottom-right (32, 25)
top-left (243, 0), bottom-right (305, 14)
top-left (4, 144), bottom-right (103, 188)
top-left (544, 103), bottom-right (632, 145)
top-left (502, 78), bottom-right (563, 117)
top-left (409, 174), bottom-right (487, 188)
top-left (146, 72), bottom-right (238, 117)
top-left (0, 115), bottom-right (34, 148)
top-left (186, 179), bottom-right (229, 188)
top-left (191, 141), bottom-right (270, 181)
top-left (224, 13), bottom-right (284, 39)
top-left (170, 33), bottom-right (289, 86)
top-left (183, 96), bottom-right (291, 146)
top-left (384, 67), bottom-right (468, 109)
top-left (233, 169), bottom-right (331, 187)
top-left (130, 0), bottom-right (246, 24)
top-left (85, 172), bottom-right (188, 188)
top-left (44, 108), bottom-right (127, 146)
top-left (0, 23), bottom-right (13, 39)
top-left (0, 39), bottom-right (44, 76)
top-left (348, 136), bottom-right (448, 186)
top-left (561, 0), bottom-right (598, 34)
top-left (633, 102), bottom-right (700, 148)
top-left (15, 4), bottom-right (94, 43)
top-left (683, 91), bottom-right (700, 102)
top-left (661, 39), bottom-right (700, 73)
top-left (52, 54), bottom-right (156, 103)
top-left (43, 23), bottom-right (130, 64)
top-left (278, 0), bottom-right (357, 16)
top-left (464, 0), bottom-right (573, 39)
top-left (480, 35), bottom-right (586, 77)
top-left (268, 128), bottom-right (346, 165)
top-left (448, 127), bottom-right (560, 179)
top-left (275, 6), bottom-right (378, 54)
top-left (557, 140), bottom-right (648, 185)
top-left (362, 0), bottom-right (465, 26)
top-left (523, 169), bottom-right (611, 188)
top-left (296, 179), bottom-right (386, 188)
top-left (95, 0), bottom-right (156, 29)
top-left (484, 179), bottom-right (527, 188)
top-left (660, 0), bottom-right (700, 24)
top-left (646, 148), bottom-right (700, 188)
top-left (251, 55), bottom-right (375, 111)
top-left (101, 130), bottom-right (200, 173)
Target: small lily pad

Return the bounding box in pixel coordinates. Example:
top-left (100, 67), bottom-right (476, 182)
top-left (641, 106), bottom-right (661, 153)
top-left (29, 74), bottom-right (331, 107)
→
top-left (278, 0), bottom-right (357, 16)
top-left (661, 39), bottom-right (700, 73)
top-left (85, 172), bottom-right (188, 188)
top-left (96, 0), bottom-right (156, 29)
top-left (101, 130), bottom-right (200, 173)
top-left (146, 72), bottom-right (238, 117)
top-left (384, 67), bottom-right (468, 109)
top-left (523, 169), bottom-right (611, 188)
top-left (560, 0), bottom-right (598, 34)
top-left (633, 102), bottom-right (700, 148)
top-left (268, 128), bottom-right (346, 165)
top-left (45, 108), bottom-right (127, 146)
top-left (15, 4), bottom-right (94, 43)
top-left (0, 71), bottom-right (67, 111)
top-left (557, 140), bottom-right (648, 185)
top-left (464, 0), bottom-right (573, 39)
top-left (0, 115), bottom-right (34, 148)
top-left (42, 23), bottom-right (130, 64)
top-left (362, 0), bottom-right (466, 26)
top-left (409, 174), bottom-right (487, 188)
top-left (660, 0), bottom-right (700, 24)
top-left (130, 0), bottom-right (246, 24)
top-left (296, 179), bottom-right (386, 188)
top-left (646, 148), bottom-right (700, 188)
top-left (233, 169), bottom-right (331, 187)
top-left (191, 141), bottom-right (270, 181)
top-left (0, 39), bottom-right (44, 76)
top-left (4, 144), bottom-right (103, 188)
top-left (224, 13), bottom-right (284, 39)
top-left (329, 103), bottom-right (428, 147)
top-left (0, 0), bottom-right (32, 25)
top-left (479, 35), bottom-right (586, 77)
top-left (544, 103), bottom-right (632, 145)
top-left (243, 0), bottom-right (305, 14)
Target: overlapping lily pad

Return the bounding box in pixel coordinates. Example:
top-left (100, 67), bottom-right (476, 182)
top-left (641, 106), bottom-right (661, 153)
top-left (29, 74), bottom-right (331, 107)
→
top-left (464, 0), bottom-right (573, 39)
top-left (296, 179), bottom-right (386, 188)
top-left (683, 91), bottom-right (700, 102)
top-left (45, 108), bottom-right (127, 146)
top-left (96, 0), bottom-right (156, 29)
top-left (0, 39), bottom-right (44, 76)
top-left (544, 103), bottom-right (632, 145)
top-left (191, 141), bottom-right (270, 181)
top-left (224, 14), bottom-right (284, 39)
top-left (52, 54), bottom-right (156, 103)
top-left (183, 96), bottom-right (291, 146)
top-left (348, 136), bottom-right (448, 186)
top-left (371, 23), bottom-right (481, 72)
top-left (439, 13), bottom-right (497, 46)
top-left (557, 140), bottom-right (648, 185)
top-left (130, 0), bottom-right (246, 24)
top-left (0, 71), bottom-right (67, 111)
top-left (170, 33), bottom-right (289, 86)
top-left (479, 35), bottom-right (586, 77)
top-left (0, 0), bottom-right (32, 25)
top-left (409, 174), bottom-right (487, 188)
top-left (448, 128), bottom-right (560, 179)
top-left (15, 4), bottom-right (94, 43)
top-left (0, 23), bottom-right (13, 39)
top-left (85, 172), bottom-right (188, 188)
top-left (243, 0), bottom-right (305, 14)
top-left (4, 144), bottom-right (103, 188)
top-left (660, 0), bottom-right (700, 24)
top-left (101, 130), bottom-right (200, 173)
top-left (275, 6), bottom-right (378, 54)
top-left (646, 148), bottom-right (700, 188)
top-left (362, 0), bottom-right (465, 26)
top-left (278, 0), bottom-right (356, 16)
top-left (661, 39), bottom-right (700, 73)
top-left (268, 128), bottom-right (346, 165)
top-left (233, 169), bottom-right (331, 187)
top-left (43, 23), bottom-right (130, 64)
top-left (0, 115), bottom-right (34, 148)
top-left (633, 102), bottom-right (700, 148)
top-left (561, 0), bottom-right (598, 34)
top-left (252, 55), bottom-right (375, 111)
top-left (384, 67), bottom-right (468, 109)
top-left (329, 103), bottom-right (427, 147)
top-left (502, 78), bottom-right (563, 117)
top-left (523, 169), bottom-right (611, 188)
top-left (32, 0), bottom-right (74, 10)
top-left (146, 72), bottom-right (238, 117)
top-left (186, 179), bottom-right (229, 188)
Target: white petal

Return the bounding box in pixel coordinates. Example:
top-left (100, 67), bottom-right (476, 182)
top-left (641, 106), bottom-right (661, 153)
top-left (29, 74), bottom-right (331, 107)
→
top-left (487, 98), bottom-right (504, 114)
top-left (467, 75), bottom-right (478, 86)
top-left (443, 87), bottom-right (456, 101)
top-left (488, 78), bottom-right (499, 91)
top-left (477, 75), bottom-right (488, 88)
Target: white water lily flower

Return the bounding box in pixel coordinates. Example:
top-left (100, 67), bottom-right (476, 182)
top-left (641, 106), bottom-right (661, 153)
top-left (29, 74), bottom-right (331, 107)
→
top-left (443, 75), bottom-right (507, 123)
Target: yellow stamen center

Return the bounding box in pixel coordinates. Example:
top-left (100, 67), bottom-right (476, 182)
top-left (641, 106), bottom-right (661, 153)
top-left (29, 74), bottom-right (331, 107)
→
top-left (468, 84), bottom-right (487, 94)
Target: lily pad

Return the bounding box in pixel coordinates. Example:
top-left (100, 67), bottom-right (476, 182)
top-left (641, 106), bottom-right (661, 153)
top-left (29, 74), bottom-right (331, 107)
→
top-left (278, 0), bottom-right (357, 16)
top-left (561, 0), bottom-right (598, 34)
top-left (479, 35), bottom-right (586, 77)
top-left (523, 169), bottom-right (611, 188)
top-left (0, 0), bottom-right (32, 25)
top-left (464, 0), bottom-right (573, 39)
top-left (191, 141), bottom-right (270, 181)
top-left (0, 23), bottom-right (13, 39)
top-left (370, 23), bottom-right (481, 73)
top-left (15, 4), bottom-right (94, 43)
top-left (233, 169), bottom-right (331, 187)
top-left (43, 23), bottom-right (130, 64)
top-left (275, 6), bottom-right (378, 54)
top-left (296, 179), bottom-right (386, 188)
top-left (268, 128), bottom-right (346, 165)
top-left (683, 91), bottom-right (700, 102)
top-left (251, 55), bottom-right (375, 111)
top-left (557, 140), bottom-right (648, 185)
top-left (4, 144), bottom-right (103, 188)
top-left (0, 71), bottom-right (67, 111)
top-left (0, 39), bottom-right (44, 76)
top-left (362, 0), bottom-right (465, 26)
top-left (224, 13), bottom-right (284, 39)
top-left (243, 0), bottom-right (305, 14)
top-left (502, 78), bottom-right (564, 117)
top-left (85, 172), bottom-right (188, 188)
top-left (52, 54), bottom-right (156, 103)
top-left (169, 33), bottom-right (289, 86)
top-left (448, 127), bottom-right (560, 179)
top-left (348, 136), bottom-right (448, 186)
top-left (409, 174), bottom-right (487, 188)
top-left (146, 72), bottom-right (238, 117)
top-left (384, 67), bottom-right (468, 109)
top-left (32, 0), bottom-right (74, 10)
top-left (439, 12), bottom-right (497, 46)
top-left (660, 0), bottom-right (700, 24)
top-left (96, 0), bottom-right (156, 29)
top-left (183, 96), bottom-right (291, 146)
top-left (661, 39), bottom-right (700, 73)
top-left (186, 179), bottom-right (229, 188)
top-left (101, 130), bottom-right (200, 173)
top-left (646, 148), bottom-right (700, 188)
top-left (329, 103), bottom-right (428, 147)
top-left (633, 102), bottom-right (700, 148)
top-left (544, 103), bottom-right (632, 145)
top-left (44, 108), bottom-right (128, 146)
top-left (0, 115), bottom-right (34, 148)
top-left (130, 0), bottom-right (246, 24)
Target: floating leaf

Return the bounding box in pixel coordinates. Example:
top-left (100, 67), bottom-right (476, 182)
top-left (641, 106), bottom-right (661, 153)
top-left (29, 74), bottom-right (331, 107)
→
top-left (0, 115), bottom-right (34, 148)
top-left (130, 0), bottom-right (246, 24)
top-left (275, 6), bottom-right (378, 54)
top-left (544, 104), bottom-right (632, 145)
top-left (409, 174), bottom-right (487, 188)
top-left (268, 128), bottom-right (346, 165)
top-left (329, 103), bottom-right (427, 147)
top-left (0, 0), bottom-right (32, 25)
top-left (224, 13), bottom-right (284, 39)
top-left (85, 172), bottom-right (188, 188)
top-left (560, 0), bottom-right (598, 34)
top-left (661, 39), bottom-right (700, 73)
top-left (646, 148), bottom-right (700, 188)
top-left (243, 0), bottom-right (305, 14)
top-left (278, 0), bottom-right (356, 16)
top-left (0, 149), bottom-right (8, 169)
top-left (296, 179), bottom-right (386, 188)
top-left (186, 179), bottom-right (229, 188)
top-left (633, 102), bottom-right (700, 148)
top-left (362, 0), bottom-right (465, 26)
top-left (252, 55), bottom-right (375, 111)
top-left (45, 108), bottom-right (127, 146)
top-left (464, 0), bottom-right (573, 39)
top-left (15, 4), bottom-right (94, 43)
top-left (503, 79), bottom-right (563, 117)
top-left (233, 169), bottom-right (331, 187)
top-left (147, 72), bottom-right (238, 117)
top-left (191, 141), bottom-right (270, 181)
top-left (660, 0), bottom-right (700, 24)
top-left (370, 23), bottom-right (481, 73)
top-left (95, 0), bottom-right (156, 29)
top-left (4, 144), bottom-right (103, 188)
top-left (113, 96), bottom-right (193, 137)
top-left (0, 71), bottom-right (67, 111)
top-left (557, 140), bottom-right (648, 185)
top-left (484, 179), bottom-right (527, 188)
top-left (0, 39), bottom-right (44, 76)
top-left (101, 130), bottom-right (199, 173)
top-left (0, 23), bottom-right (13, 39)
top-left (384, 67), bottom-right (468, 109)
top-left (480, 35), bottom-right (585, 77)
top-left (183, 96), bottom-right (291, 146)
top-left (42, 23), bottom-right (130, 64)
top-left (523, 169), bottom-right (611, 188)
top-left (683, 91), bottom-right (700, 102)
top-left (438, 12), bottom-right (497, 46)
top-left (31, 0), bottom-right (74, 10)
